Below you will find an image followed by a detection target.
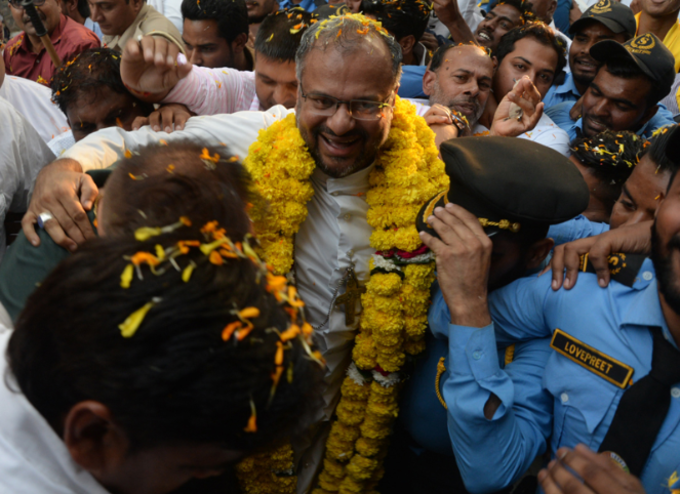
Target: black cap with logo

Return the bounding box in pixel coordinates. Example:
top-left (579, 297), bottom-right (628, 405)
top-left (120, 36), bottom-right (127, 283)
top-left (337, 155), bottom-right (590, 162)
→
top-left (570, 0), bottom-right (637, 38)
top-left (591, 33), bottom-right (676, 97)
top-left (415, 137), bottom-right (589, 238)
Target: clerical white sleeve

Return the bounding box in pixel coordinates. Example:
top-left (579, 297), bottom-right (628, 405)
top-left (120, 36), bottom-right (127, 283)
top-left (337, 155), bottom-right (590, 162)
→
top-left (61, 106), bottom-right (294, 172)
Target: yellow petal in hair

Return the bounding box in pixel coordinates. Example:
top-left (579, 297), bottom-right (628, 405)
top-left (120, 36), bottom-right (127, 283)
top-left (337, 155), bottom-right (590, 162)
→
top-left (239, 307), bottom-right (260, 319)
top-left (181, 261), bottom-right (196, 282)
top-left (120, 264), bottom-right (134, 289)
top-left (119, 301), bottom-right (155, 338)
top-left (134, 226), bottom-right (162, 242)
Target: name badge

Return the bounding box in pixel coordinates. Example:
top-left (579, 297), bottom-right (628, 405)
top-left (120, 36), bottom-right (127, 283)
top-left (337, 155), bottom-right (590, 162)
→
top-left (550, 329), bottom-right (634, 388)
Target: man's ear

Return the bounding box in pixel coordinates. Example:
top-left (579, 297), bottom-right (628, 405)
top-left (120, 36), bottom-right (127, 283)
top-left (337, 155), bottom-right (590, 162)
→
top-left (130, 0), bottom-right (144, 15)
top-left (232, 32), bottom-right (248, 51)
top-left (524, 237), bottom-right (555, 270)
top-left (399, 35), bottom-right (417, 58)
top-left (422, 69), bottom-right (436, 96)
top-left (546, 0), bottom-right (558, 21)
top-left (63, 401), bottom-right (129, 478)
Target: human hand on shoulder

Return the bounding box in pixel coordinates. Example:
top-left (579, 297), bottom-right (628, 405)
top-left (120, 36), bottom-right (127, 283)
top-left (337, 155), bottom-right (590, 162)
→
top-left (539, 444), bottom-right (646, 494)
top-left (121, 36), bottom-right (193, 103)
top-left (419, 203), bottom-right (493, 328)
top-left (544, 220), bottom-right (653, 290)
top-left (423, 104), bottom-right (471, 148)
top-left (132, 103), bottom-right (194, 132)
top-left (490, 76), bottom-right (543, 137)
top-left (21, 159), bottom-right (98, 251)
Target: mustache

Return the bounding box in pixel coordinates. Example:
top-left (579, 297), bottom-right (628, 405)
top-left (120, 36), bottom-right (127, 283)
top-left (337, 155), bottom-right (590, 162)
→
top-left (313, 125), bottom-right (369, 142)
top-left (584, 112), bottom-right (610, 128)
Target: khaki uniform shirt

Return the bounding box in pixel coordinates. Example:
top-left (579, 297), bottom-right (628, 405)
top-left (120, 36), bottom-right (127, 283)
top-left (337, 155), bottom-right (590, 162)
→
top-left (102, 4), bottom-right (182, 52)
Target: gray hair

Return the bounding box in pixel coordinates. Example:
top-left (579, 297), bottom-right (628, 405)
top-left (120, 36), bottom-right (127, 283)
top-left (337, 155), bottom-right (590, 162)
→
top-left (295, 14), bottom-right (403, 84)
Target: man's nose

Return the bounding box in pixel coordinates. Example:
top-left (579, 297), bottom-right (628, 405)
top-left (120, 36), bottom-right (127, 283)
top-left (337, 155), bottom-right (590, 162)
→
top-left (325, 103), bottom-right (356, 136)
top-left (188, 49), bottom-right (202, 66)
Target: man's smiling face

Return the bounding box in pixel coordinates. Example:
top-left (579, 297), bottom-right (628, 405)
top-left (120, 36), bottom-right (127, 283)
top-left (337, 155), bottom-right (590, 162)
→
top-left (475, 3), bottom-right (522, 52)
top-left (295, 38), bottom-right (396, 178)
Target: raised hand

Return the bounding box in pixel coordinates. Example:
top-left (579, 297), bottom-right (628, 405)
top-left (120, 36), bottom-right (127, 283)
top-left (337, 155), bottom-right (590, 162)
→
top-left (132, 103), bottom-right (194, 132)
top-left (543, 220), bottom-right (653, 290)
top-left (490, 76), bottom-right (543, 137)
top-left (419, 203), bottom-right (493, 328)
top-left (121, 36), bottom-right (193, 102)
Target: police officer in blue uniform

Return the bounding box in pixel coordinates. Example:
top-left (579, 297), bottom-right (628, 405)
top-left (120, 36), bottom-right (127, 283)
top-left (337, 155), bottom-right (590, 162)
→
top-left (382, 136), bottom-right (590, 493)
top-left (419, 126), bottom-right (680, 494)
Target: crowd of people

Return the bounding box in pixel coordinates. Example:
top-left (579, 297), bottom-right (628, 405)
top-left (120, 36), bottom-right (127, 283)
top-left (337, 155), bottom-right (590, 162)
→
top-left (0, 0), bottom-right (679, 492)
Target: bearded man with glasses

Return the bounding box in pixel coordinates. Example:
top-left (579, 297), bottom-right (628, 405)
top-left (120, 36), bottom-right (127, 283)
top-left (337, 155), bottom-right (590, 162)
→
top-left (3, 0), bottom-right (99, 83)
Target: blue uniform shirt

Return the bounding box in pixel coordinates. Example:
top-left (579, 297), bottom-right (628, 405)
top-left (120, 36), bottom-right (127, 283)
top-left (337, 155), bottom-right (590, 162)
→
top-left (429, 259), bottom-right (680, 494)
top-left (278, 0), bottom-right (320, 11)
top-left (397, 65), bottom-right (428, 99)
top-left (546, 102), bottom-right (676, 141)
top-left (543, 72), bottom-right (581, 110)
top-left (547, 214), bottom-right (610, 246)
top-left (400, 283), bottom-right (553, 493)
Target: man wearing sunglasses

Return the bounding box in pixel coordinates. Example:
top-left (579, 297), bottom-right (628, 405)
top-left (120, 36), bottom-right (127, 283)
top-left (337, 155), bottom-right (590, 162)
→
top-left (3, 0), bottom-right (99, 84)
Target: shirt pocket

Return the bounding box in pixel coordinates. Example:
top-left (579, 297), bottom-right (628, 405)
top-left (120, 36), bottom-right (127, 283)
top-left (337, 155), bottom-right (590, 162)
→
top-left (545, 350), bottom-right (620, 450)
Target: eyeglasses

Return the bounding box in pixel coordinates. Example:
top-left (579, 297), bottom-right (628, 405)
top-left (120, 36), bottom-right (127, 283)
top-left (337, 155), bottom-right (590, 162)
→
top-left (9, 0), bottom-right (46, 8)
top-left (299, 85), bottom-right (394, 121)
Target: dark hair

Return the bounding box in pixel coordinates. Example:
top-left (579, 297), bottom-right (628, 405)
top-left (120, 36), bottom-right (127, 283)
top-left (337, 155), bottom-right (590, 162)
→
top-left (77, 0), bottom-right (90, 20)
top-left (50, 48), bottom-right (152, 115)
top-left (359, 0), bottom-right (431, 42)
top-left (8, 145), bottom-right (322, 453)
top-left (181, 0), bottom-right (249, 43)
top-left (643, 125), bottom-right (679, 178)
top-left (429, 42), bottom-right (491, 72)
top-left (254, 8), bottom-right (314, 62)
top-left (496, 0), bottom-right (537, 22)
top-left (571, 130), bottom-right (643, 185)
top-left (602, 57), bottom-right (658, 107)
top-left (296, 14), bottom-right (403, 83)
top-left (494, 21), bottom-right (567, 81)
top-left (101, 142), bottom-right (261, 238)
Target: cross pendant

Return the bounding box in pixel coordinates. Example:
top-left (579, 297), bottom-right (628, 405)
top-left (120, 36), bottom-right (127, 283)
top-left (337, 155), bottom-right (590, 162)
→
top-left (334, 266), bottom-right (366, 326)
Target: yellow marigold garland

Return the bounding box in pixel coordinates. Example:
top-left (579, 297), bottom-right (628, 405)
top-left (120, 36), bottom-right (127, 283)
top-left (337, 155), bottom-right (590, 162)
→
top-left (241, 96), bottom-right (447, 493)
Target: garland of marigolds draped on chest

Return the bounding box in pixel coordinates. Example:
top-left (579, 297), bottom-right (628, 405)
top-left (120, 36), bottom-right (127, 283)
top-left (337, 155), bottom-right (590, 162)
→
top-left (235, 96), bottom-right (449, 493)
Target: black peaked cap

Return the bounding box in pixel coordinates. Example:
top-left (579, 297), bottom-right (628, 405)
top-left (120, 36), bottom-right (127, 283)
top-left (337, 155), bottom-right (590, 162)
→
top-left (416, 137), bottom-right (590, 237)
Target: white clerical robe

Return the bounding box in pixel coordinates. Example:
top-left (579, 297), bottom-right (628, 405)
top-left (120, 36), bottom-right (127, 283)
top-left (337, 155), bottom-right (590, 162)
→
top-left (61, 107), bottom-right (375, 493)
top-left (0, 327), bottom-right (112, 494)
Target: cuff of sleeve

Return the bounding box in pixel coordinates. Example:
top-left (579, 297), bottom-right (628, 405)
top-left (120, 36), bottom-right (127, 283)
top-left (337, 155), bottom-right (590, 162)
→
top-left (448, 323), bottom-right (497, 378)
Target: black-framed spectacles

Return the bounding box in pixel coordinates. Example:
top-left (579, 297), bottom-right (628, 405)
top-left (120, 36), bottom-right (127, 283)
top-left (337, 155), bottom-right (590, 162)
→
top-left (8, 0), bottom-right (46, 8)
top-left (299, 84), bottom-right (394, 121)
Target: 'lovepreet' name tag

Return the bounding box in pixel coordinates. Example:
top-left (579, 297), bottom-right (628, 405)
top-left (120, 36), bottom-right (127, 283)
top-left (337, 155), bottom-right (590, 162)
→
top-left (550, 329), bottom-right (634, 388)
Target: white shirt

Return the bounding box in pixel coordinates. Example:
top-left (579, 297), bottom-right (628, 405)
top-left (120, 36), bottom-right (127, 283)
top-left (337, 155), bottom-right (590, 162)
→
top-left (61, 107), bottom-right (373, 493)
top-left (410, 100), bottom-right (571, 156)
top-left (48, 130), bottom-right (77, 158)
top-left (162, 66), bottom-right (260, 116)
top-left (0, 97), bottom-right (56, 262)
top-left (0, 75), bottom-right (70, 144)
top-left (0, 328), bottom-right (111, 494)
top-left (146, 0), bottom-right (184, 35)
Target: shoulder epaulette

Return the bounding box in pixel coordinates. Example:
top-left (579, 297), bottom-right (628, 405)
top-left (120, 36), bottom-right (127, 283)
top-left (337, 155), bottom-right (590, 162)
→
top-left (578, 253), bottom-right (647, 287)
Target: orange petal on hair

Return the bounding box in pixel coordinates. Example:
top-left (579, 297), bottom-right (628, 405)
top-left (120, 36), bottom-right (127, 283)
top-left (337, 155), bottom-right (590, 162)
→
top-left (222, 321), bottom-right (242, 341)
top-left (236, 322), bottom-right (254, 341)
top-left (130, 252), bottom-right (161, 266)
top-left (280, 324), bottom-right (301, 342)
top-left (179, 216), bottom-right (192, 227)
top-left (275, 341), bottom-right (285, 365)
top-left (219, 249), bottom-right (239, 258)
top-left (244, 413), bottom-right (257, 433)
top-left (239, 307), bottom-right (261, 319)
top-left (209, 250), bottom-right (223, 265)
top-left (124, 149), bottom-right (133, 159)
top-left (301, 322), bottom-right (313, 337)
top-left (288, 286), bottom-right (305, 308)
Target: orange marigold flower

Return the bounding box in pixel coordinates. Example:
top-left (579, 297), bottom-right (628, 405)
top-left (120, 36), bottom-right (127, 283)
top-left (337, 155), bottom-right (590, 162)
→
top-left (130, 252), bottom-right (160, 266)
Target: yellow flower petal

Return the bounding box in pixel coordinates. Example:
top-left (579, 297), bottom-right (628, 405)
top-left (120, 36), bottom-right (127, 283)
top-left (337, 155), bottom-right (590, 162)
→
top-left (120, 264), bottom-right (134, 289)
top-left (181, 262), bottom-right (195, 282)
top-left (118, 301), bottom-right (155, 338)
top-left (134, 226), bottom-right (162, 242)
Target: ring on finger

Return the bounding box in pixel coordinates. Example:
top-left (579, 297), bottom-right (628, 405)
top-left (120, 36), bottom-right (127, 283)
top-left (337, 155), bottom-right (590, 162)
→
top-left (37, 212), bottom-right (54, 229)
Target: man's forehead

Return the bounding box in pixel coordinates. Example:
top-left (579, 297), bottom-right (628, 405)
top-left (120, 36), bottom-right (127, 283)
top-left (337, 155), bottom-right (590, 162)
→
top-left (444, 46), bottom-right (493, 71)
top-left (508, 37), bottom-right (557, 67)
top-left (491, 3), bottom-right (522, 21)
top-left (183, 19), bottom-right (221, 43)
